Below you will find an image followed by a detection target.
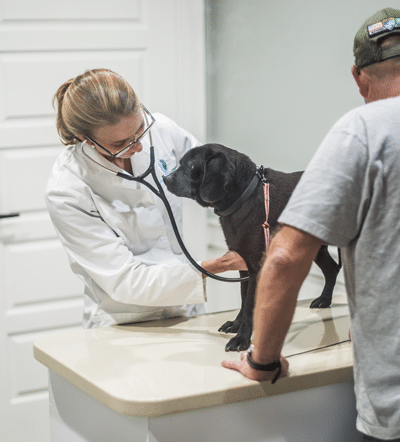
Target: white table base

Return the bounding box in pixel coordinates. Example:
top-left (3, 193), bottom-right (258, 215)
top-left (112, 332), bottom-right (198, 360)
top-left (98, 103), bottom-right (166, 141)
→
top-left (49, 370), bottom-right (362, 442)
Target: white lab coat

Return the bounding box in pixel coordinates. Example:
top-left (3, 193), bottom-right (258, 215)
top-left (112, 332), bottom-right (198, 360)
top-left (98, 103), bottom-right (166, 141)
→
top-left (45, 113), bottom-right (206, 328)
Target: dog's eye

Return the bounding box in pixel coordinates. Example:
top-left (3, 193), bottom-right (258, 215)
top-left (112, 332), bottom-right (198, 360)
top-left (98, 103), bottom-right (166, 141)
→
top-left (190, 165), bottom-right (202, 181)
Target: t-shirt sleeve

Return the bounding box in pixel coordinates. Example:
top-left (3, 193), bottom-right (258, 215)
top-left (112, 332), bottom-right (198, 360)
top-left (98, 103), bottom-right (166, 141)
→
top-left (279, 117), bottom-right (371, 247)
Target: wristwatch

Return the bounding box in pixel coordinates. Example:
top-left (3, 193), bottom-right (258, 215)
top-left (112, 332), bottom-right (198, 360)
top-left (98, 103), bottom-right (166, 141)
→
top-left (247, 346), bottom-right (282, 384)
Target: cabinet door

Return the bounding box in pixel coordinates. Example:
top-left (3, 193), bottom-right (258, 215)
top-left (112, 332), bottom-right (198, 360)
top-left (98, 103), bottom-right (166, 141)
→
top-left (0, 1), bottom-right (206, 441)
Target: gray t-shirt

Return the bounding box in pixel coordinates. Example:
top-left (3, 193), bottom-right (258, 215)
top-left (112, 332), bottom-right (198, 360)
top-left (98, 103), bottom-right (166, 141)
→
top-left (279, 95), bottom-right (400, 440)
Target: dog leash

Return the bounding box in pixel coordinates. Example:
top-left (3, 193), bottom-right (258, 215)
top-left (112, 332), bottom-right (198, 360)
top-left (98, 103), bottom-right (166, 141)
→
top-left (262, 181), bottom-right (270, 252)
top-left (256, 166), bottom-right (270, 252)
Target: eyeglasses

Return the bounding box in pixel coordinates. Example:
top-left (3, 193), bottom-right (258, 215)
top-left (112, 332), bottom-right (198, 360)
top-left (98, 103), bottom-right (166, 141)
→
top-left (86, 105), bottom-right (155, 158)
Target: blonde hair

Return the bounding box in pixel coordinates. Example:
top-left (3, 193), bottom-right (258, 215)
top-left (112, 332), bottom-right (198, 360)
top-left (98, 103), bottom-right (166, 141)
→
top-left (53, 69), bottom-right (140, 145)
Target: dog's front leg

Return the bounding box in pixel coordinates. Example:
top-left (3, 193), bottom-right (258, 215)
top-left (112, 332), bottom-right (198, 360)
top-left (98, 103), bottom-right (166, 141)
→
top-left (224, 274), bottom-right (257, 352)
top-left (218, 270), bottom-right (248, 334)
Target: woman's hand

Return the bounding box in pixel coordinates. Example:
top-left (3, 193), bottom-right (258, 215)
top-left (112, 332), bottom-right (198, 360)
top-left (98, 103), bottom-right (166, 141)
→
top-left (221, 250), bottom-right (248, 271)
top-left (200, 251), bottom-right (247, 278)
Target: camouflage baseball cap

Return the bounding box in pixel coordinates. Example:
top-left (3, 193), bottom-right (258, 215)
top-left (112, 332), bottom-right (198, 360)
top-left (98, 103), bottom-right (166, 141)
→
top-left (354, 8), bottom-right (400, 68)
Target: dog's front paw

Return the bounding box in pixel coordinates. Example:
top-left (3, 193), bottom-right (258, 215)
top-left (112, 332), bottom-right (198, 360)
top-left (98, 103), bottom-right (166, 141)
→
top-left (218, 320), bottom-right (240, 334)
top-left (225, 334), bottom-right (251, 352)
top-left (310, 296), bottom-right (331, 309)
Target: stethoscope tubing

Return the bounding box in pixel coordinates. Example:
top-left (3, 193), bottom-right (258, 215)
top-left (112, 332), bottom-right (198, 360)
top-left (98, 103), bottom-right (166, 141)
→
top-left (116, 144), bottom-right (249, 283)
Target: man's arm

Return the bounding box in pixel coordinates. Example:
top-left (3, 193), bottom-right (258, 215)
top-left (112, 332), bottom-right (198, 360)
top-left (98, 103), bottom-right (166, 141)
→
top-left (222, 225), bottom-right (323, 381)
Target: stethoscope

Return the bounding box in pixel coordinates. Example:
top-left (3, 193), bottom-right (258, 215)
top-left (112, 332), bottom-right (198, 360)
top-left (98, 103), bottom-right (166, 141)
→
top-left (83, 130), bottom-right (248, 283)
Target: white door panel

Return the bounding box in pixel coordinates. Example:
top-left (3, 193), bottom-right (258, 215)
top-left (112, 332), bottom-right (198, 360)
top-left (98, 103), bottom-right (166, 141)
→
top-left (1, 0), bottom-right (140, 20)
top-left (0, 212), bottom-right (56, 242)
top-left (7, 327), bottom-right (81, 442)
top-left (9, 332), bottom-right (52, 397)
top-left (1, 51), bottom-right (147, 119)
top-left (0, 51), bottom-right (148, 147)
top-left (0, 119), bottom-right (57, 150)
top-left (0, 147), bottom-right (63, 213)
top-left (4, 239), bottom-right (83, 308)
top-left (6, 297), bottom-right (83, 335)
top-left (0, 1), bottom-right (189, 149)
top-left (9, 327), bottom-right (80, 399)
top-left (0, 2), bottom-right (206, 442)
top-left (0, 22), bottom-right (146, 53)
top-left (9, 394), bottom-right (51, 442)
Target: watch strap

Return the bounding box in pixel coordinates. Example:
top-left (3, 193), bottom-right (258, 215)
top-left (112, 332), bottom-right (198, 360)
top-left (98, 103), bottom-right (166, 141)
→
top-left (247, 351), bottom-right (282, 384)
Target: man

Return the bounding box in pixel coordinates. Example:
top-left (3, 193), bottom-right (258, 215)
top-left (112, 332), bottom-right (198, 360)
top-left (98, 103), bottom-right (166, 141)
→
top-left (222, 8), bottom-right (400, 442)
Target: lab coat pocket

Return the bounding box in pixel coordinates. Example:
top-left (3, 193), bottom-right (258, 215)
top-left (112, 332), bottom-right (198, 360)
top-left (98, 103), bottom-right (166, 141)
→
top-left (92, 189), bottom-right (167, 255)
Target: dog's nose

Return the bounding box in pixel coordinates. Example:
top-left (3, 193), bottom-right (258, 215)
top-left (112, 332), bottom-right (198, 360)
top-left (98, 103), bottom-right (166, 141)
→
top-left (163, 174), bottom-right (173, 188)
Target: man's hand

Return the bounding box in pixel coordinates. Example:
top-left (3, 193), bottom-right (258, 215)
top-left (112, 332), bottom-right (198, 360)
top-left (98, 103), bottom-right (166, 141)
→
top-left (221, 352), bottom-right (289, 382)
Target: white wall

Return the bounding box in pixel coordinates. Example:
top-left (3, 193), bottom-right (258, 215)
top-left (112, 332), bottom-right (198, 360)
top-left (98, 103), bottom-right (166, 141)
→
top-left (205, 0), bottom-right (393, 171)
top-left (203, 1), bottom-right (395, 310)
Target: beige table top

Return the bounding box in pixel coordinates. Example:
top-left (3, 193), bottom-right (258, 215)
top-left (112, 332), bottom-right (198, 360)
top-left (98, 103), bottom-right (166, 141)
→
top-left (33, 294), bottom-right (353, 417)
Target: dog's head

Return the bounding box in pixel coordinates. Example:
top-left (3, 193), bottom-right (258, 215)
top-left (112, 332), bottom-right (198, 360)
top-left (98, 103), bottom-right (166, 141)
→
top-left (164, 143), bottom-right (254, 209)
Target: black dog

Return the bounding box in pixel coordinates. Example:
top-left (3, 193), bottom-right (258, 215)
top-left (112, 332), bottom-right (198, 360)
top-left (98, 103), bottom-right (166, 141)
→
top-left (164, 144), bottom-right (341, 352)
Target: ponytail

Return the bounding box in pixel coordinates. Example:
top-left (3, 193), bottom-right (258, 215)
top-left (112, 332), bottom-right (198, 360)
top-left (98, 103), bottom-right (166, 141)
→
top-left (53, 78), bottom-right (79, 145)
top-left (52, 69), bottom-right (140, 146)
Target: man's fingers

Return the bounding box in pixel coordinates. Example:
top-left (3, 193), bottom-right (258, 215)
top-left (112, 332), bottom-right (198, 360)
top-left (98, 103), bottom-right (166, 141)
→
top-left (280, 356), bottom-right (289, 376)
top-left (221, 360), bottom-right (241, 372)
top-left (221, 350), bottom-right (248, 372)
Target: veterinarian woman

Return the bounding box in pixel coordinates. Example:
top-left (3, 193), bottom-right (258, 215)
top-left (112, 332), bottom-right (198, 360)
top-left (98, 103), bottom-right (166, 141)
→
top-left (46, 68), bottom-right (246, 329)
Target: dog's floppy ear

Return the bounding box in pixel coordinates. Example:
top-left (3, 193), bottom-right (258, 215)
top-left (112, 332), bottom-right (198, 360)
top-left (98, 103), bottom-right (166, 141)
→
top-left (199, 153), bottom-right (232, 203)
